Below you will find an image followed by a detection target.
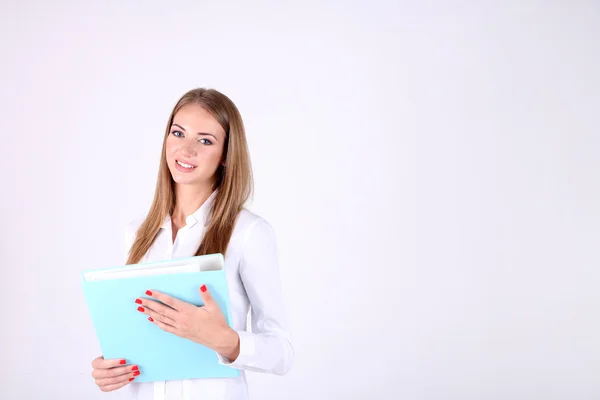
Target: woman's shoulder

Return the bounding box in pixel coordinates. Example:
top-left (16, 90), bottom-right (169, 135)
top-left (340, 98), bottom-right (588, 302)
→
top-left (235, 208), bottom-right (265, 227)
top-left (233, 208), bottom-right (277, 245)
top-left (235, 207), bottom-right (275, 230)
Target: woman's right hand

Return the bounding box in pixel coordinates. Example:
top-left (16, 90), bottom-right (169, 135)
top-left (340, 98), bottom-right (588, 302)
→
top-left (91, 356), bottom-right (139, 392)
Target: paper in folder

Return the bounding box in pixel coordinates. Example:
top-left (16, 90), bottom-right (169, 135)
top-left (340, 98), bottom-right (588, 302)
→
top-left (81, 253), bottom-right (240, 382)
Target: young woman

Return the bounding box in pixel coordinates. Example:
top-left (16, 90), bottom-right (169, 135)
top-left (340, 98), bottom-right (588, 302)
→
top-left (89, 88), bottom-right (294, 399)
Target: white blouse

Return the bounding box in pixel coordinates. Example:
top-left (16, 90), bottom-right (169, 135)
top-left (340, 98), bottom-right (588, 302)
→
top-left (120, 190), bottom-right (294, 400)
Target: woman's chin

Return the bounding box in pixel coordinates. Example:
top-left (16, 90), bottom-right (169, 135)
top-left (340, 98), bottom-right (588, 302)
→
top-left (171, 172), bottom-right (194, 183)
top-left (172, 174), bottom-right (207, 187)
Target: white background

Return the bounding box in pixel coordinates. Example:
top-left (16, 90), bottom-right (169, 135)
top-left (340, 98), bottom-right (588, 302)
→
top-left (0, 1), bottom-right (598, 399)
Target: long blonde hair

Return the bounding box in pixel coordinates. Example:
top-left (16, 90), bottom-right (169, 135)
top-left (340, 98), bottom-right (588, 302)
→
top-left (126, 88), bottom-right (253, 265)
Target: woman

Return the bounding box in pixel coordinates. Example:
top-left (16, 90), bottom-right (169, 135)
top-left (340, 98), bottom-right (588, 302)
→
top-left (90, 88), bottom-right (294, 399)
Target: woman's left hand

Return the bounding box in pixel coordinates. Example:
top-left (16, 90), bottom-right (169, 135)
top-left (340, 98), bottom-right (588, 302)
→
top-left (135, 285), bottom-right (240, 360)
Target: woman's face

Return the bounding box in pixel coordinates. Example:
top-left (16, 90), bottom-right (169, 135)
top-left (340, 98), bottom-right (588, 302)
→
top-left (165, 103), bottom-right (226, 188)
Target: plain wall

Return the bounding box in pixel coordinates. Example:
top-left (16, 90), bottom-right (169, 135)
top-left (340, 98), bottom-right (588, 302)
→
top-left (0, 1), bottom-right (598, 399)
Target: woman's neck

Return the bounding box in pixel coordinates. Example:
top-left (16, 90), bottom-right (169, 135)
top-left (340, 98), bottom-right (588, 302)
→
top-left (171, 183), bottom-right (214, 227)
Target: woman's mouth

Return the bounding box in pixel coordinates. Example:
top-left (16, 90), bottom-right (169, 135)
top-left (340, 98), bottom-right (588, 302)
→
top-left (175, 159), bottom-right (197, 172)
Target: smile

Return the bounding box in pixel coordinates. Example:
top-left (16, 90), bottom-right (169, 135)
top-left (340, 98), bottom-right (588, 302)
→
top-left (175, 160), bottom-right (197, 171)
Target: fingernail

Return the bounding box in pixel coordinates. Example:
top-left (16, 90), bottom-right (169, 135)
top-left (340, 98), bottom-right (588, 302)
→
top-left (132, 366), bottom-right (138, 371)
top-left (120, 359), bottom-right (126, 365)
top-left (137, 306), bottom-right (145, 312)
top-left (148, 317), bottom-right (154, 322)
top-left (201, 284), bottom-right (207, 293)
top-left (133, 371), bottom-right (140, 376)
top-left (145, 290), bottom-right (153, 296)
top-left (129, 377), bottom-right (135, 381)
top-left (135, 299), bottom-right (142, 304)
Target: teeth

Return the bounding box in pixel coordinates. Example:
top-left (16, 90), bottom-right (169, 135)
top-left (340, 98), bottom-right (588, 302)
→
top-left (177, 160), bottom-right (195, 169)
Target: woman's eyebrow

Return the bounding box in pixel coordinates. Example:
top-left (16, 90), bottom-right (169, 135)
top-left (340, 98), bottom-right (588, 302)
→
top-left (172, 123), bottom-right (218, 140)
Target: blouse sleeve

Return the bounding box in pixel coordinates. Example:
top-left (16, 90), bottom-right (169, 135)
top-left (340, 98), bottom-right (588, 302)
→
top-left (217, 218), bottom-right (295, 375)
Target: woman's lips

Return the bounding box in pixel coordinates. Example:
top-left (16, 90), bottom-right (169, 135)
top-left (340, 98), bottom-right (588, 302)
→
top-left (175, 159), bottom-right (197, 172)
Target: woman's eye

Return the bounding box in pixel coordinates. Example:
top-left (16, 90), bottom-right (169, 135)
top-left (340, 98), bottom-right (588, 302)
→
top-left (199, 138), bottom-right (213, 145)
top-left (172, 130), bottom-right (184, 137)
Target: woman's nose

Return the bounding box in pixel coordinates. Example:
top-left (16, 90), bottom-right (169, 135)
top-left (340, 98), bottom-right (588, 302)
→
top-left (181, 145), bottom-right (197, 157)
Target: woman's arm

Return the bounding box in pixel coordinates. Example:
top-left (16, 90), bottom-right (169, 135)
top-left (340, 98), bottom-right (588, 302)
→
top-left (217, 218), bottom-right (295, 375)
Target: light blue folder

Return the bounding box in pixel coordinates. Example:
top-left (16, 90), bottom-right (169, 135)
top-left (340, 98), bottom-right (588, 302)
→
top-left (81, 254), bottom-right (240, 382)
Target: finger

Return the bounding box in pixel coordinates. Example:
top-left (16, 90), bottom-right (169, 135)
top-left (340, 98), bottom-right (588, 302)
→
top-left (144, 289), bottom-right (188, 312)
top-left (96, 370), bottom-right (138, 387)
top-left (136, 298), bottom-right (179, 321)
top-left (199, 284), bottom-right (215, 308)
top-left (91, 356), bottom-right (128, 369)
top-left (152, 317), bottom-right (180, 336)
top-left (97, 372), bottom-right (138, 391)
top-left (92, 364), bottom-right (139, 379)
top-left (140, 304), bottom-right (178, 327)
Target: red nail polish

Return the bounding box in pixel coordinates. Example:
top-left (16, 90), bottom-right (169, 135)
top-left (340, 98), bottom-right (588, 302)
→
top-left (137, 306), bottom-right (145, 312)
top-left (201, 284), bottom-right (207, 293)
top-left (145, 290), bottom-right (153, 296)
top-left (132, 366), bottom-right (138, 371)
top-left (133, 371), bottom-right (140, 376)
top-left (120, 359), bottom-right (126, 365)
top-left (129, 377), bottom-right (135, 381)
top-left (135, 299), bottom-right (142, 304)
top-left (148, 317), bottom-right (154, 322)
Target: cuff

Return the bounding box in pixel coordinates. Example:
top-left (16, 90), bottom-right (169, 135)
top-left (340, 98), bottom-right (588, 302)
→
top-left (217, 330), bottom-right (255, 369)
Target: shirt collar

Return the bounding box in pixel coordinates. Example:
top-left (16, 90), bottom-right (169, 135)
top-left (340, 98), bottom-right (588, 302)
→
top-left (160, 190), bottom-right (218, 231)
